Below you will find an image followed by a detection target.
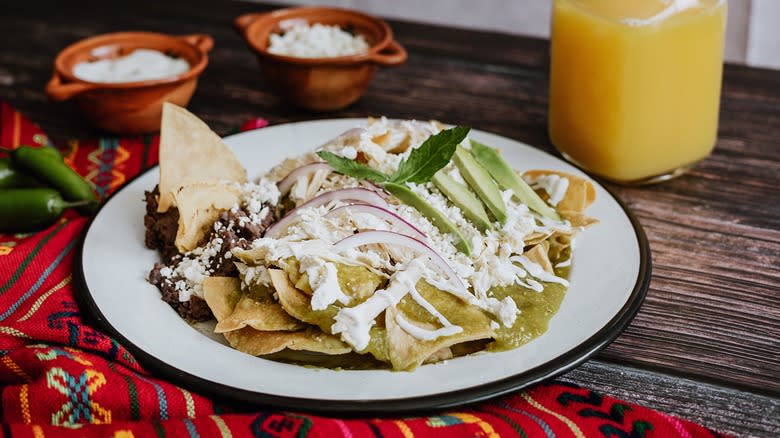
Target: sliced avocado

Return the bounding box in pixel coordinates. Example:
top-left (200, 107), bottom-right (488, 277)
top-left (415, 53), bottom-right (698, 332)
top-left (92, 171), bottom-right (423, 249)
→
top-left (432, 171), bottom-right (493, 232)
top-left (452, 145), bottom-right (507, 224)
top-left (383, 182), bottom-right (472, 256)
top-left (470, 140), bottom-right (560, 221)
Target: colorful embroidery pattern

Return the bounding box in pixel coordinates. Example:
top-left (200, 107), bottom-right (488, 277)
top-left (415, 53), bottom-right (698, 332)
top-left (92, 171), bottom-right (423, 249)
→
top-left (47, 368), bottom-right (111, 426)
top-left (36, 346), bottom-right (93, 366)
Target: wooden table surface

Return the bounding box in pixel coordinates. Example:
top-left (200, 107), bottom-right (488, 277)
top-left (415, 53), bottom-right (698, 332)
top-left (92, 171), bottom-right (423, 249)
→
top-left (2, 1), bottom-right (778, 436)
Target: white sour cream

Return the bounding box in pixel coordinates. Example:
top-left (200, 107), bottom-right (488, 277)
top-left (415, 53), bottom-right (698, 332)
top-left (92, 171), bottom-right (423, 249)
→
top-left (529, 174), bottom-right (569, 207)
top-left (395, 314), bottom-right (463, 341)
top-left (305, 259), bottom-right (351, 310)
top-left (331, 257), bottom-right (426, 351)
top-left (72, 49), bottom-right (190, 83)
top-left (511, 255), bottom-right (570, 287)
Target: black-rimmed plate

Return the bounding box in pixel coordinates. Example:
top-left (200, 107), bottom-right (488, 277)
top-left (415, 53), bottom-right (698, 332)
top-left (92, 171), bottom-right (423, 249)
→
top-left (76, 119), bottom-right (650, 414)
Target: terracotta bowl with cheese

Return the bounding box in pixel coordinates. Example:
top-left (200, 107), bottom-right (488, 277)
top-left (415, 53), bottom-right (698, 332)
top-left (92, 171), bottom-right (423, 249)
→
top-left (46, 31), bottom-right (213, 134)
top-left (235, 7), bottom-right (407, 111)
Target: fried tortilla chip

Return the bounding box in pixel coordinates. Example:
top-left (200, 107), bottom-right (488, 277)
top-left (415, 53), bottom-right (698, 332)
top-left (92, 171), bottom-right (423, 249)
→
top-left (561, 212), bottom-right (599, 229)
top-left (547, 232), bottom-right (573, 265)
top-left (386, 306), bottom-right (493, 371)
top-left (174, 183), bottom-right (241, 252)
top-left (269, 268), bottom-right (390, 362)
top-left (270, 269), bottom-right (336, 328)
top-left (386, 281), bottom-right (495, 371)
top-left (203, 275), bottom-right (350, 356)
top-left (203, 276), bottom-right (241, 321)
top-left (157, 103), bottom-right (247, 213)
top-left (367, 117), bottom-right (391, 148)
top-left (215, 296), bottom-right (305, 333)
top-left (224, 327), bottom-right (351, 356)
top-left (524, 242), bottom-right (553, 274)
top-left (523, 170), bottom-right (596, 214)
top-left (366, 117), bottom-right (401, 152)
top-left (386, 133), bottom-right (412, 154)
top-left (424, 347), bottom-right (453, 364)
top-left (524, 231), bottom-right (550, 247)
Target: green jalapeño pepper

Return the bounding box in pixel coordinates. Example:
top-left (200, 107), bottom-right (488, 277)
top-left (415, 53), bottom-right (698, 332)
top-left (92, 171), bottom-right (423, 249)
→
top-left (11, 146), bottom-right (98, 214)
top-left (0, 188), bottom-right (88, 233)
top-left (0, 157), bottom-right (40, 188)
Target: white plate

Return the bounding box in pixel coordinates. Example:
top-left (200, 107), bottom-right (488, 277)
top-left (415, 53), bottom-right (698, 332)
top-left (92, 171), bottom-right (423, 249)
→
top-left (77, 119), bottom-right (650, 413)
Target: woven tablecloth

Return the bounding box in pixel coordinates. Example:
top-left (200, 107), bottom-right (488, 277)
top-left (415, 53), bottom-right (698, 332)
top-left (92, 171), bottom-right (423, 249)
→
top-left (0, 101), bottom-right (725, 437)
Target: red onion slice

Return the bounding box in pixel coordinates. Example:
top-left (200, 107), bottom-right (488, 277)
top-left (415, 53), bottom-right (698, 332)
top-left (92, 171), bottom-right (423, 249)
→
top-left (264, 188), bottom-right (390, 238)
top-left (362, 180), bottom-right (390, 198)
top-left (325, 204), bottom-right (426, 239)
top-left (333, 230), bottom-right (471, 301)
top-left (276, 162), bottom-right (332, 196)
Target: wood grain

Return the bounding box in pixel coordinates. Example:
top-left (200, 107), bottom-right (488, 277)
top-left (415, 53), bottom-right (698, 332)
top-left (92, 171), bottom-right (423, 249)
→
top-left (1, 0), bottom-right (778, 430)
top-left (564, 360), bottom-right (780, 438)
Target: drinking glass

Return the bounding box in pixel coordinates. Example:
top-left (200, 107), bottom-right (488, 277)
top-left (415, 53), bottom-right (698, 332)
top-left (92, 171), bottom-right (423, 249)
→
top-left (548, 0), bottom-right (727, 184)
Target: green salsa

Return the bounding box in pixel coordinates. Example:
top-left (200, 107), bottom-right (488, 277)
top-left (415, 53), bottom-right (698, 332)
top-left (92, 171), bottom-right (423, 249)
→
top-left (271, 251), bottom-right (573, 368)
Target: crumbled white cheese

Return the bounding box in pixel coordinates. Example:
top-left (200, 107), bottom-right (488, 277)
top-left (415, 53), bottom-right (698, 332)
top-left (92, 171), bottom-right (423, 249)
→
top-left (268, 23), bottom-right (370, 58)
top-left (236, 179), bottom-right (280, 224)
top-left (315, 173), bottom-right (363, 197)
top-left (286, 205), bottom-right (351, 243)
top-left (447, 166), bottom-right (467, 185)
top-left (341, 146), bottom-right (358, 160)
top-left (169, 235), bottom-right (223, 301)
top-left (242, 264), bottom-right (272, 287)
top-left (482, 296), bottom-right (519, 327)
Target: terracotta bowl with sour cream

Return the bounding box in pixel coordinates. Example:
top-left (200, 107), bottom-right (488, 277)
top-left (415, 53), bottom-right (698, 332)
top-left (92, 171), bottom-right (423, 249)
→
top-left (46, 32), bottom-right (213, 134)
top-left (235, 7), bottom-right (407, 111)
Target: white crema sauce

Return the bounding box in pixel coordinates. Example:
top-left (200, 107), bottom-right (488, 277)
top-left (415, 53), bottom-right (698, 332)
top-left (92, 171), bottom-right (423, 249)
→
top-left (72, 49), bottom-right (190, 83)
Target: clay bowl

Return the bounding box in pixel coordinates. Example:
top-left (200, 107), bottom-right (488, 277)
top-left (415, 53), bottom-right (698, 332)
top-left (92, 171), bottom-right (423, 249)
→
top-left (235, 7), bottom-right (407, 111)
top-left (46, 31), bottom-right (213, 134)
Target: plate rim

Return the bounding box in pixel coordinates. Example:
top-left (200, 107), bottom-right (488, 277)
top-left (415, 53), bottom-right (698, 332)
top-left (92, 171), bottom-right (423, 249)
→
top-left (73, 120), bottom-right (651, 414)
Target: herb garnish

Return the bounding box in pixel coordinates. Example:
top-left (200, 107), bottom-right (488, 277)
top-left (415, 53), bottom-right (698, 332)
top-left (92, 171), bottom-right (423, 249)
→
top-left (314, 152), bottom-right (391, 183)
top-left (317, 125), bottom-right (470, 186)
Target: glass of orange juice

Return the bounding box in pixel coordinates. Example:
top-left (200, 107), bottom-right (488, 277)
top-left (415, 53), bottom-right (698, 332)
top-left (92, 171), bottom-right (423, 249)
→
top-left (548, 0), bottom-right (727, 184)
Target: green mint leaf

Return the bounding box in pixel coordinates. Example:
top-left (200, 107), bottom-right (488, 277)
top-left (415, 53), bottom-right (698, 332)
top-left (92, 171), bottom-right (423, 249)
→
top-left (390, 125), bottom-right (470, 184)
top-left (316, 151), bottom-right (390, 183)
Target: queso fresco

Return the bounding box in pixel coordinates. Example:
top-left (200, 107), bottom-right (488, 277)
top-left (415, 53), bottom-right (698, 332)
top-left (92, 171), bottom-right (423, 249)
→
top-left (144, 103), bottom-right (598, 371)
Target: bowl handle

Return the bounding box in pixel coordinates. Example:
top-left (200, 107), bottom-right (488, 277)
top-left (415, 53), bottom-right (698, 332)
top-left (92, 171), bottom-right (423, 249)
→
top-left (45, 71), bottom-right (99, 102)
top-left (370, 40), bottom-right (408, 66)
top-left (235, 13), bottom-right (268, 36)
top-left (179, 34), bottom-right (214, 53)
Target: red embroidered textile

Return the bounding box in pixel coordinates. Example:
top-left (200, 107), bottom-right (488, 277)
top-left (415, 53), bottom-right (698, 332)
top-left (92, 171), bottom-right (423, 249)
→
top-left (0, 101), bottom-right (726, 437)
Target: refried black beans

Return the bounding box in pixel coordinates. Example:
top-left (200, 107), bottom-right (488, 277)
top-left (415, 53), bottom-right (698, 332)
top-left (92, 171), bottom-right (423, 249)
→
top-left (144, 186), bottom-right (275, 322)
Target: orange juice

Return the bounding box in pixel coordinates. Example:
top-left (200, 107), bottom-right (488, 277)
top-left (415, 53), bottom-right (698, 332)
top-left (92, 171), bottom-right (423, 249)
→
top-left (548, 0), bottom-right (727, 183)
